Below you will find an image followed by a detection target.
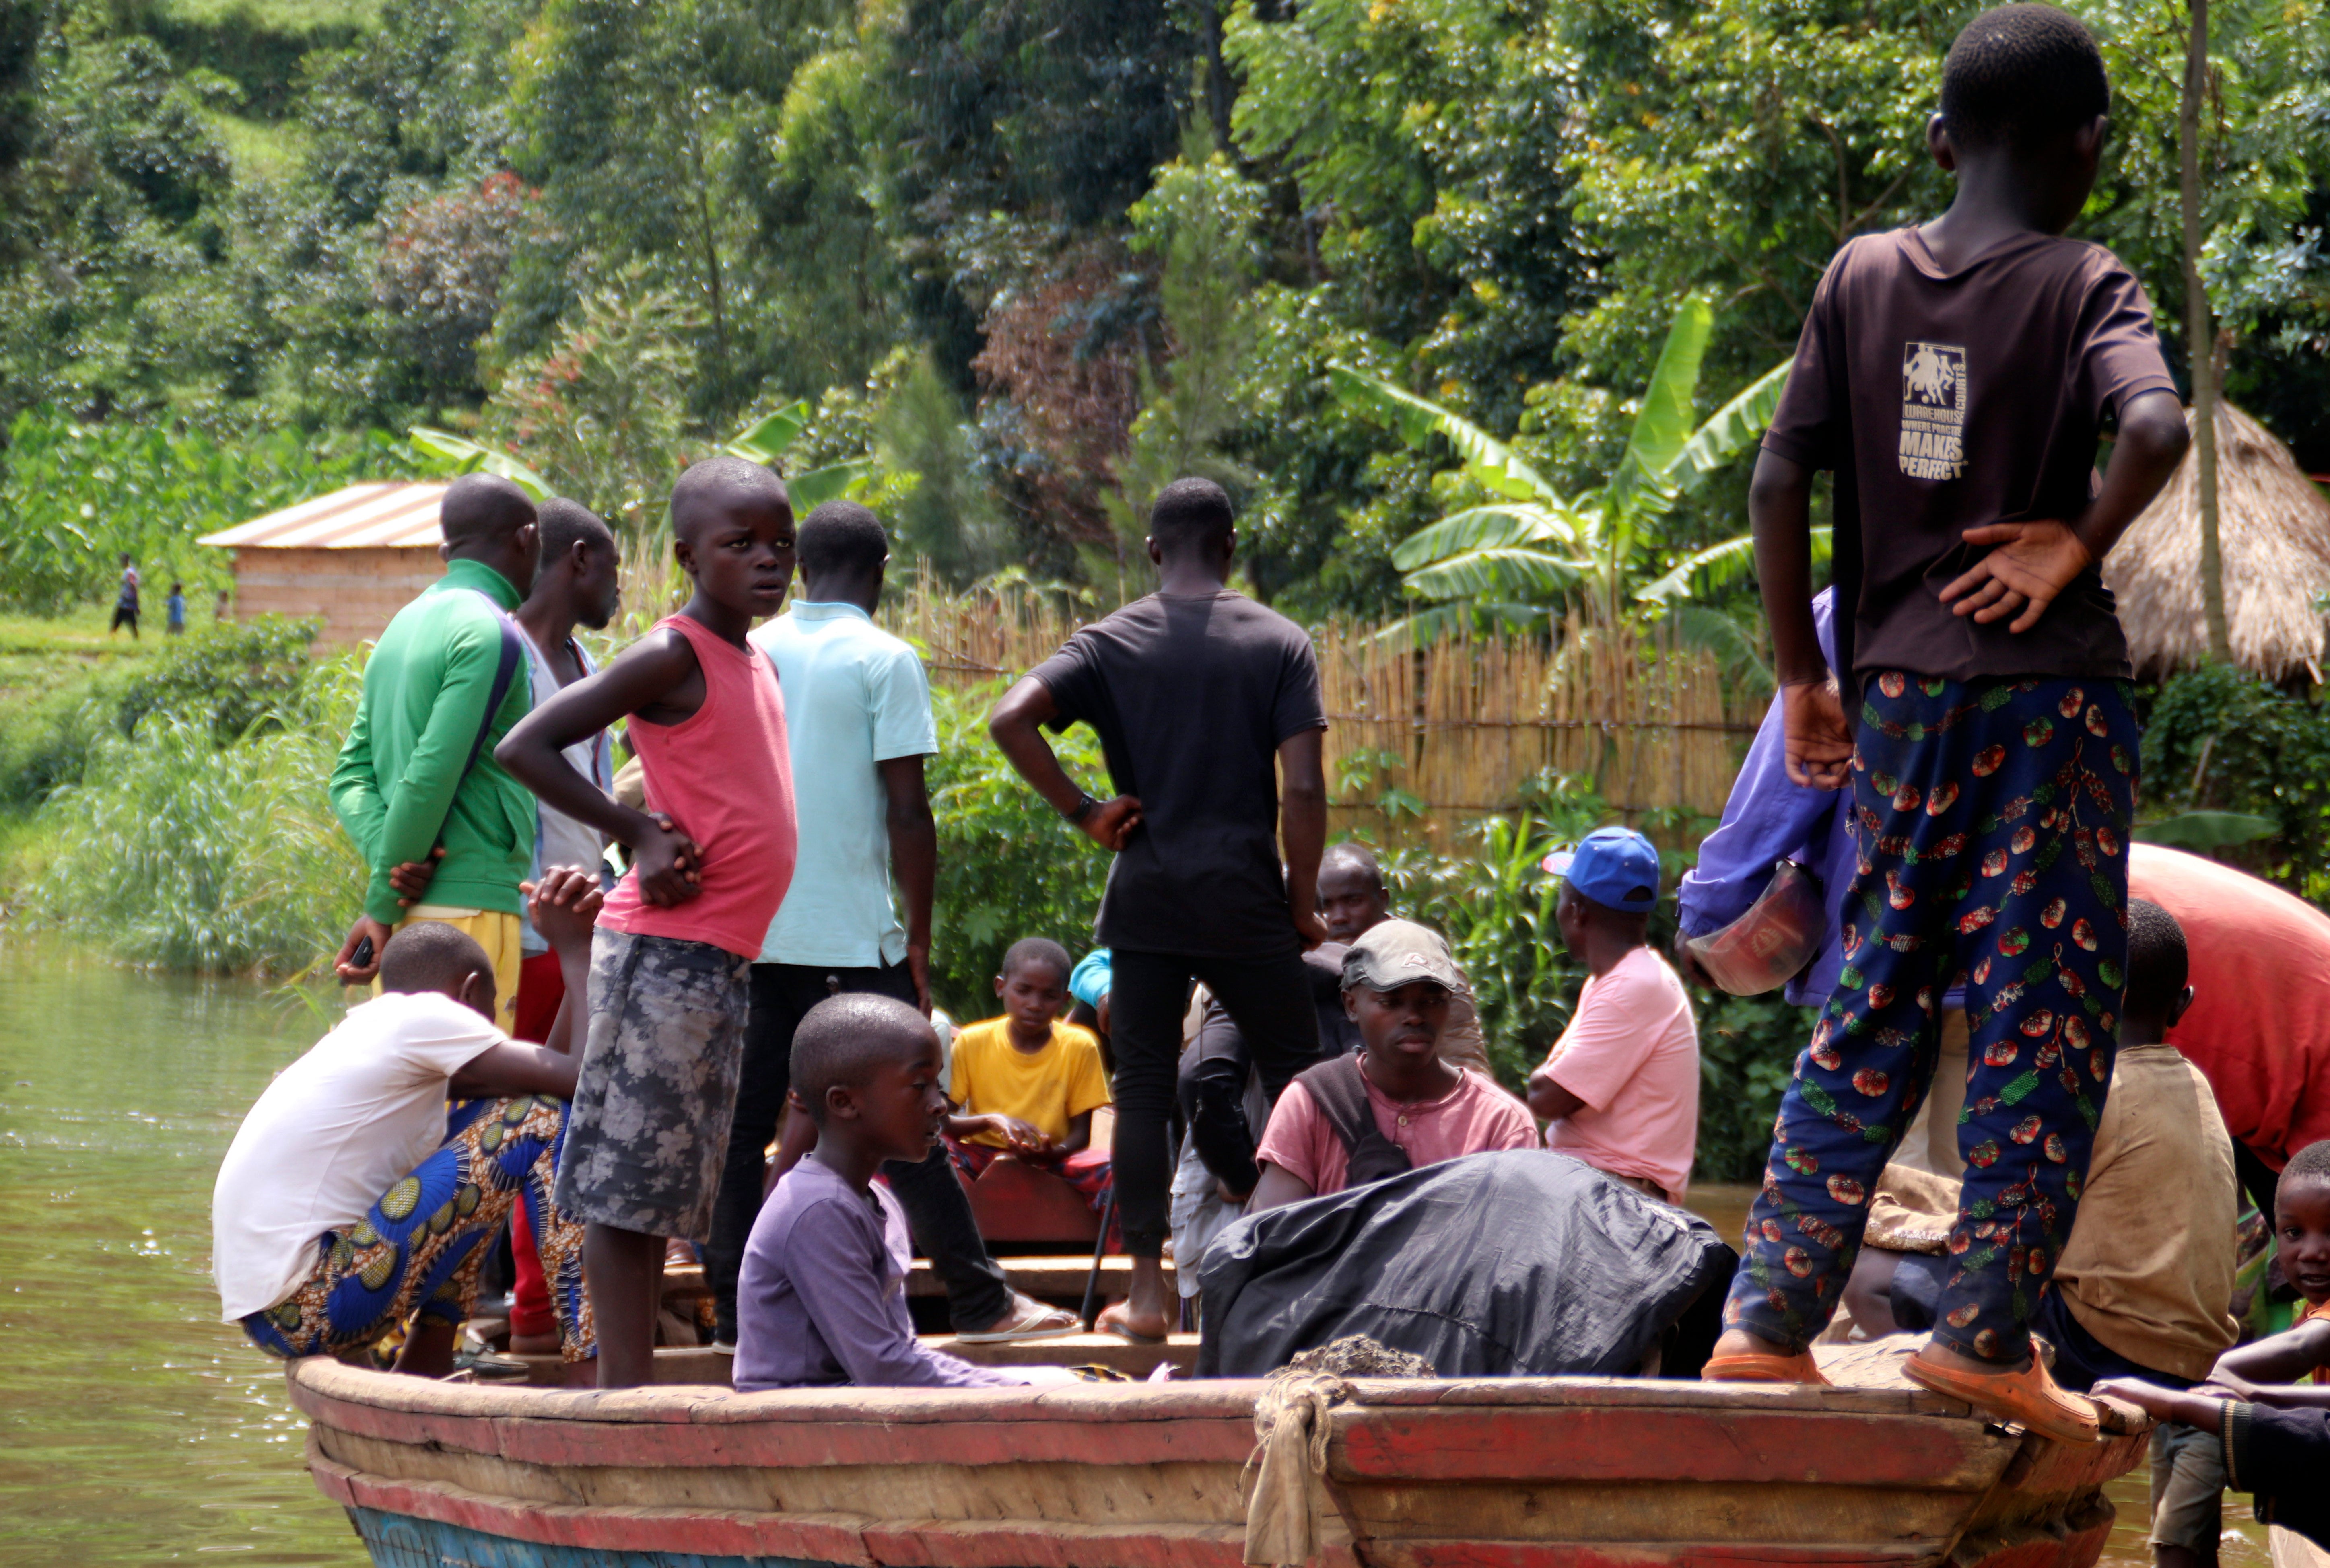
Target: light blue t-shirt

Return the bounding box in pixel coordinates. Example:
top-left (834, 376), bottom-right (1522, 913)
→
top-left (748, 601), bottom-right (938, 968)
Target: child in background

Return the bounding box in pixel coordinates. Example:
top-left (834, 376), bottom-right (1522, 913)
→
top-left (946, 939), bottom-right (1114, 1218)
top-left (735, 994), bottom-right (1076, 1391)
top-left (1250, 920), bottom-right (1535, 1211)
top-left (1529, 827), bottom-right (1701, 1204)
top-left (2100, 1139), bottom-right (2330, 1562)
top-left (111, 553), bottom-right (139, 638)
top-left (496, 456), bottom-right (798, 1387)
top-left (165, 582), bottom-right (186, 635)
top-left (1707, 3), bottom-right (2193, 1442)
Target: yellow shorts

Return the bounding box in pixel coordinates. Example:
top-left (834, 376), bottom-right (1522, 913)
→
top-left (373, 907), bottom-right (523, 1035)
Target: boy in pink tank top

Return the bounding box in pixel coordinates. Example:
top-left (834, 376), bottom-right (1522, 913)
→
top-left (499, 456), bottom-right (799, 1387)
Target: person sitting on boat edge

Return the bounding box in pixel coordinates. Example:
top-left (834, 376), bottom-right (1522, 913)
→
top-left (945, 938), bottom-right (1115, 1227)
top-left (734, 994), bottom-right (1078, 1391)
top-left (1248, 921), bottom-right (1535, 1212)
top-left (211, 872), bottom-right (602, 1382)
top-left (2099, 1138), bottom-right (2330, 1561)
top-left (1529, 828), bottom-right (1701, 1204)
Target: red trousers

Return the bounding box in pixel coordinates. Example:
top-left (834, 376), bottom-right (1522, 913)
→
top-left (507, 951), bottom-right (567, 1339)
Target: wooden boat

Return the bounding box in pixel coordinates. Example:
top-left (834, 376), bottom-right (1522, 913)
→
top-left (291, 1340), bottom-right (2150, 1568)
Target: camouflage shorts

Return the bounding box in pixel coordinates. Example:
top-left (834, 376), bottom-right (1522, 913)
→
top-left (554, 928), bottom-right (751, 1241)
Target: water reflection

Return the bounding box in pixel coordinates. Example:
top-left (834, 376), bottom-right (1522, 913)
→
top-left (0, 939), bottom-right (363, 1565)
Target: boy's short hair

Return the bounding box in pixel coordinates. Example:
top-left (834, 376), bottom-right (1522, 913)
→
top-left (791, 993), bottom-right (931, 1124)
top-left (439, 473), bottom-right (538, 549)
top-left (538, 497), bottom-right (613, 562)
top-left (2120, 898), bottom-right (2188, 1023)
top-left (670, 456), bottom-right (789, 543)
top-left (1941, 4), bottom-right (2110, 150)
top-left (797, 500), bottom-right (889, 580)
top-left (1001, 937), bottom-right (1072, 987)
top-left (2284, 1139), bottom-right (2330, 1197)
top-left (378, 920), bottom-right (494, 998)
top-left (1149, 477), bottom-right (1234, 555)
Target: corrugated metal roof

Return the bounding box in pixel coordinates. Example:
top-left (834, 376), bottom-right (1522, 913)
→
top-left (198, 482), bottom-right (450, 550)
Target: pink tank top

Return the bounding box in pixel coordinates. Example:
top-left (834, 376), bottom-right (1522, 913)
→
top-left (598, 614), bottom-right (796, 959)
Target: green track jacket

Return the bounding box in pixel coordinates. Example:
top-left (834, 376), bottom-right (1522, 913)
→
top-left (330, 558), bottom-right (537, 925)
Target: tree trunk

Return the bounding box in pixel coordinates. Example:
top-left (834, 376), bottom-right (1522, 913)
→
top-left (2181, 0), bottom-right (2231, 662)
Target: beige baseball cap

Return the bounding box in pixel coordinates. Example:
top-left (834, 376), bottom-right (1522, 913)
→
top-left (1341, 918), bottom-right (1465, 993)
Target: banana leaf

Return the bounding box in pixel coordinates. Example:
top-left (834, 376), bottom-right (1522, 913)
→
top-left (726, 401), bottom-right (814, 465)
top-left (408, 428), bottom-right (551, 499)
top-left (1666, 360), bottom-right (1791, 496)
top-left (1401, 545), bottom-right (1586, 603)
top-left (2133, 811), bottom-right (2281, 850)
top-left (1391, 502), bottom-right (1578, 572)
top-left (1634, 526), bottom-right (1830, 606)
top-left (1604, 294), bottom-right (1712, 519)
top-left (786, 459), bottom-right (874, 512)
top-left (1329, 366), bottom-right (1555, 502)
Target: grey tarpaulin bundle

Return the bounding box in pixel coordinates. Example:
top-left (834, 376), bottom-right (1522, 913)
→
top-left (1197, 1150), bottom-right (1735, 1380)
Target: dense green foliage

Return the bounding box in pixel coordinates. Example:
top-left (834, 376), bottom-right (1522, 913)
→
top-left (2142, 665), bottom-right (2330, 903)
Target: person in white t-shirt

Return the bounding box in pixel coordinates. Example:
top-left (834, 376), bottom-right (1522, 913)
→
top-left (1527, 827), bottom-right (1702, 1203)
top-left (212, 870), bottom-right (601, 1380)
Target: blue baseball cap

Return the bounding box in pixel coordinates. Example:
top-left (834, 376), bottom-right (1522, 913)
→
top-left (1540, 827), bottom-right (1662, 913)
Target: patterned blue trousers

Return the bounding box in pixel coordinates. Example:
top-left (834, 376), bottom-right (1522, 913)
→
top-left (1723, 672), bottom-right (2138, 1365)
top-left (241, 1095), bottom-right (594, 1363)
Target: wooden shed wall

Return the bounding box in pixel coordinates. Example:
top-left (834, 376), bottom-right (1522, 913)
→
top-left (225, 546), bottom-right (442, 645)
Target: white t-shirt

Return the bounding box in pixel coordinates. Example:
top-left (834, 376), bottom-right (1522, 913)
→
top-left (211, 991), bottom-right (502, 1321)
top-left (1539, 945), bottom-right (1702, 1200)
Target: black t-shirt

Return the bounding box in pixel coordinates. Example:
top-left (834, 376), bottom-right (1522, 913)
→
top-left (1763, 228), bottom-right (2178, 685)
top-left (1032, 591), bottom-right (1326, 957)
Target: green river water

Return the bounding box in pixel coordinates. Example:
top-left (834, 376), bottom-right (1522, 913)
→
top-left (0, 938), bottom-right (2266, 1566)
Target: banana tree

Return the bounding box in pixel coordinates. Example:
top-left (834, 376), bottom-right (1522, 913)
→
top-left (1330, 295), bottom-right (1794, 643)
top-left (409, 402), bottom-right (872, 515)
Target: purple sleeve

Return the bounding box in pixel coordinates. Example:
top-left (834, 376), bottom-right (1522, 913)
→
top-left (788, 1197), bottom-right (1036, 1389)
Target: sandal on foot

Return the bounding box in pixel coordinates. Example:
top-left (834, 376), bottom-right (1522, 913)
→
top-left (1094, 1301), bottom-right (1167, 1346)
top-left (1904, 1350), bottom-right (2098, 1445)
top-left (955, 1292), bottom-right (1082, 1344)
top-left (1701, 1349), bottom-right (1831, 1385)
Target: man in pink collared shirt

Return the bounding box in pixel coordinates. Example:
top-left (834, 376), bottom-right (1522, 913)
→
top-left (1528, 827), bottom-right (1701, 1202)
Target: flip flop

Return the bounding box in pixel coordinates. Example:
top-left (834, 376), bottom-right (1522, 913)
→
top-left (1903, 1349), bottom-right (2099, 1445)
top-left (1701, 1349), bottom-right (1831, 1385)
top-left (955, 1292), bottom-right (1083, 1345)
top-left (1094, 1301), bottom-right (1167, 1346)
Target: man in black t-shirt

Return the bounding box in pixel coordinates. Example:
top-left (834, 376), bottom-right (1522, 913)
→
top-left (989, 477), bottom-right (1329, 1341)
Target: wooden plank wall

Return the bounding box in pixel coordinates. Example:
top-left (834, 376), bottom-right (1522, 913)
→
top-left (224, 546), bottom-right (444, 646)
top-left (880, 581), bottom-right (1766, 836)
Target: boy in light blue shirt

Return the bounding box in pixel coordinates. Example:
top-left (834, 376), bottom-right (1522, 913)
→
top-left (704, 500), bottom-right (1074, 1350)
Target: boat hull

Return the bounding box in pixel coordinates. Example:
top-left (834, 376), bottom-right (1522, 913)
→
top-left (292, 1354), bottom-right (2146, 1568)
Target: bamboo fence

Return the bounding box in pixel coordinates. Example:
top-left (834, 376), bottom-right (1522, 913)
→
top-left (880, 580), bottom-right (1768, 837)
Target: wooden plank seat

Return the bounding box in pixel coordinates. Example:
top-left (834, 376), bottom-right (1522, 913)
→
top-left (906, 1253), bottom-right (1174, 1300)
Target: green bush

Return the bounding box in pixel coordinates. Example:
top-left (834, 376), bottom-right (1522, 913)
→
top-left (0, 672), bottom-right (125, 809)
top-left (2143, 664), bottom-right (2330, 900)
top-left (115, 616), bottom-right (321, 741)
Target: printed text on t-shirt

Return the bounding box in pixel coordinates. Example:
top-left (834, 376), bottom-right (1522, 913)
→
top-left (1899, 341), bottom-right (1967, 481)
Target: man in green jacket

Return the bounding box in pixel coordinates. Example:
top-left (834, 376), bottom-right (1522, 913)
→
top-left (330, 475), bottom-right (542, 1032)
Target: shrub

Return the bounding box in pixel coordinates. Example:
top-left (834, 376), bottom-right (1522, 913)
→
top-left (2143, 664), bottom-right (2330, 900)
top-left (114, 617), bottom-right (320, 742)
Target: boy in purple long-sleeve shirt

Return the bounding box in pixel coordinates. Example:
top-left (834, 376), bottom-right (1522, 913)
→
top-left (734, 993), bottom-right (1073, 1391)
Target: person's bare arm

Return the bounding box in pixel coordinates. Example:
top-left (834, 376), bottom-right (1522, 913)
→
top-left (524, 865), bottom-right (603, 1056)
top-left (1751, 448), bottom-right (1851, 791)
top-left (1277, 728), bottom-right (1329, 947)
top-left (451, 1040), bottom-right (581, 1101)
top-left (2213, 1317), bottom-right (2330, 1385)
top-left (947, 1109), bottom-right (1047, 1156)
top-left (1246, 1162), bottom-right (1315, 1214)
top-left (1526, 1063), bottom-right (1586, 1122)
top-left (2091, 1378), bottom-right (2233, 1429)
top-left (879, 754), bottom-right (937, 1014)
top-left (986, 676), bottom-right (1142, 850)
top-left (1941, 388), bottom-right (2190, 632)
top-left (1053, 1108), bottom-right (1093, 1158)
top-left (496, 629), bottom-right (703, 906)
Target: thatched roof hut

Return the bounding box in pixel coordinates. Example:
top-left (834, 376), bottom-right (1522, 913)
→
top-left (2103, 402), bottom-right (2330, 682)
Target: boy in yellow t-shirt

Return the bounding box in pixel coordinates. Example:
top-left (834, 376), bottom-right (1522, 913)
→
top-left (945, 939), bottom-right (1114, 1218)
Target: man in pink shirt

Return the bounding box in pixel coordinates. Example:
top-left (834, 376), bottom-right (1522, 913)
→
top-left (1250, 920), bottom-right (1537, 1207)
top-left (1528, 827), bottom-right (1701, 1202)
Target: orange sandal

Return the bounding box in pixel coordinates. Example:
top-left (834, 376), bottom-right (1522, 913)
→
top-left (1903, 1350), bottom-right (2098, 1445)
top-left (1701, 1349), bottom-right (1830, 1385)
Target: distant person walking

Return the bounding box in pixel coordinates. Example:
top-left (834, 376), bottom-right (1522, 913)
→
top-left (989, 476), bottom-right (1329, 1343)
top-left (328, 474), bottom-right (541, 1034)
top-left (165, 582), bottom-right (186, 636)
top-left (110, 555), bottom-right (140, 638)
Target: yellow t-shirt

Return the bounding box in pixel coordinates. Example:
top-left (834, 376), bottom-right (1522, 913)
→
top-left (949, 1018), bottom-right (1112, 1148)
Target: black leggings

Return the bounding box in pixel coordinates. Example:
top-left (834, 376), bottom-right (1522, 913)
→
top-left (703, 961), bottom-right (1010, 1338)
top-left (1110, 948), bottom-right (1319, 1255)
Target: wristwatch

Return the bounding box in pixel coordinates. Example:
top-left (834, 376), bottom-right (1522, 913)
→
top-left (1069, 792), bottom-right (1101, 823)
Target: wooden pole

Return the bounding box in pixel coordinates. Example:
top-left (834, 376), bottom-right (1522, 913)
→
top-left (2180, 0), bottom-right (2231, 662)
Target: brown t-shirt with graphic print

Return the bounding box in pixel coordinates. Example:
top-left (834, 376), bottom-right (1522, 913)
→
top-left (1762, 228), bottom-right (2178, 685)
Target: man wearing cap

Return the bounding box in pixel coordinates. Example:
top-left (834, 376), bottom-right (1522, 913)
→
top-left (1250, 920), bottom-right (1538, 1208)
top-left (1528, 827), bottom-right (1702, 1203)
